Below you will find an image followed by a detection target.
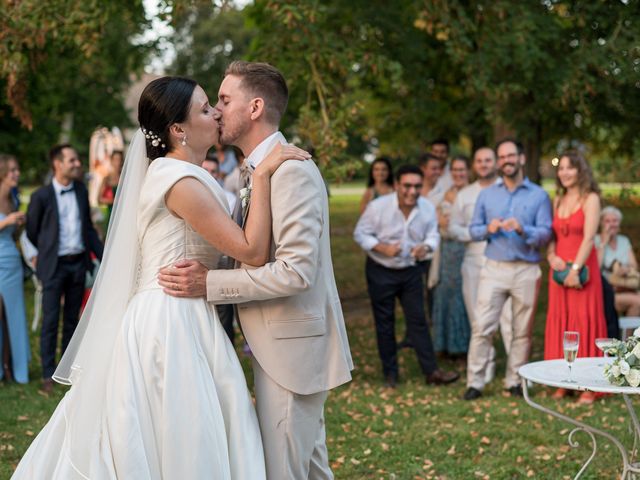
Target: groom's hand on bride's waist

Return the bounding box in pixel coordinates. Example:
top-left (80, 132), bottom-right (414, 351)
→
top-left (158, 259), bottom-right (208, 298)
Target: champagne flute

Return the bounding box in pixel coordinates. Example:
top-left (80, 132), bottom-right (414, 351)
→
top-left (595, 337), bottom-right (616, 357)
top-left (563, 331), bottom-right (580, 383)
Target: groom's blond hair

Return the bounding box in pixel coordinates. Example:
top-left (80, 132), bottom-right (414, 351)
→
top-left (225, 61), bottom-right (289, 125)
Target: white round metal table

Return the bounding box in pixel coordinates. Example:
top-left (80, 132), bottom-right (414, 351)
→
top-left (520, 358), bottom-right (640, 479)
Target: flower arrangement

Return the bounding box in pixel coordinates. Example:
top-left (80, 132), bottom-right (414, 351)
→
top-left (239, 186), bottom-right (252, 209)
top-left (603, 328), bottom-right (640, 387)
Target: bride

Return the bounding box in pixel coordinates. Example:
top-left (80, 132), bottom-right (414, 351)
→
top-left (12, 76), bottom-right (310, 479)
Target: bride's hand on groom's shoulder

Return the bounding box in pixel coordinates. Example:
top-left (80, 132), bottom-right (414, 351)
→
top-left (257, 144), bottom-right (312, 177)
top-left (158, 259), bottom-right (208, 298)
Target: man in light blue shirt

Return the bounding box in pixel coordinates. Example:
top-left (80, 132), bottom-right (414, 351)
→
top-left (354, 165), bottom-right (459, 388)
top-left (464, 138), bottom-right (552, 401)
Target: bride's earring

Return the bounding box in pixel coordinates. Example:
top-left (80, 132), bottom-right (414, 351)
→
top-left (181, 136), bottom-right (187, 146)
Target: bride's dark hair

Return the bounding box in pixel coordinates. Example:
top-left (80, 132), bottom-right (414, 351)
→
top-left (138, 76), bottom-right (197, 160)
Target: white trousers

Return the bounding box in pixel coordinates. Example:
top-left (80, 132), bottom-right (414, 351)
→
top-left (253, 359), bottom-right (333, 480)
top-left (462, 253), bottom-right (513, 383)
top-left (466, 260), bottom-right (541, 390)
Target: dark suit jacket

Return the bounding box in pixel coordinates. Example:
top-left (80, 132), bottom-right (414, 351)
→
top-left (26, 181), bottom-right (104, 283)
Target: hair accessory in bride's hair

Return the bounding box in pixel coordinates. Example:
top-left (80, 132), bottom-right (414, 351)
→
top-left (142, 128), bottom-right (166, 149)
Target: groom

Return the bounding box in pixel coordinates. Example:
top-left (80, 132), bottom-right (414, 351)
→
top-left (158, 61), bottom-right (353, 479)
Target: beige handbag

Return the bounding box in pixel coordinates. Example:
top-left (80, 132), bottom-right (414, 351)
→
top-left (609, 261), bottom-right (640, 291)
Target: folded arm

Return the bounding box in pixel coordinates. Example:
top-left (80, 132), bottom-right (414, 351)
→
top-left (520, 194), bottom-right (553, 248)
top-left (167, 174), bottom-right (273, 267)
top-left (26, 193), bottom-right (42, 247)
top-left (469, 193), bottom-right (489, 241)
top-left (353, 203), bottom-right (380, 252)
top-left (448, 194), bottom-right (471, 242)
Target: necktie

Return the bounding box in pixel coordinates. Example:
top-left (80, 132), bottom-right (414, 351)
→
top-left (238, 162), bottom-right (254, 226)
top-left (60, 186), bottom-right (75, 195)
top-left (239, 162), bottom-right (253, 189)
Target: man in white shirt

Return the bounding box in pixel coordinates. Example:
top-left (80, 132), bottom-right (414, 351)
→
top-left (354, 165), bottom-right (459, 388)
top-left (448, 147), bottom-right (512, 386)
top-left (419, 152), bottom-right (447, 207)
top-left (431, 138), bottom-right (453, 193)
top-left (26, 144), bottom-right (103, 393)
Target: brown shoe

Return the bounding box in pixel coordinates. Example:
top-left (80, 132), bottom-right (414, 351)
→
top-left (426, 369), bottom-right (460, 385)
top-left (41, 378), bottom-right (54, 394)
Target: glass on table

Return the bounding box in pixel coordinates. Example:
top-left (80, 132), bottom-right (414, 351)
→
top-left (595, 337), bottom-right (616, 357)
top-left (563, 331), bottom-right (580, 383)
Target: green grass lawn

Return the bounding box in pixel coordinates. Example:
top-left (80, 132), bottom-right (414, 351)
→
top-left (1, 190), bottom-right (640, 479)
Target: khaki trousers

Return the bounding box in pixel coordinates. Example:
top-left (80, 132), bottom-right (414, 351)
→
top-left (466, 260), bottom-right (541, 390)
top-left (253, 359), bottom-right (333, 480)
top-left (461, 253), bottom-right (513, 383)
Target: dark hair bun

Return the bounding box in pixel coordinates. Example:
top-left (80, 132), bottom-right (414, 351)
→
top-left (137, 76), bottom-right (197, 160)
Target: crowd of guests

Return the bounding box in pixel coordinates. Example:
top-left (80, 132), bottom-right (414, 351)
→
top-left (0, 139), bottom-right (246, 392)
top-left (0, 135), bottom-right (637, 408)
top-left (354, 137), bottom-right (635, 404)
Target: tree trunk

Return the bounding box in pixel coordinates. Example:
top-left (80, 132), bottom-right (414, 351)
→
top-left (523, 122), bottom-right (542, 184)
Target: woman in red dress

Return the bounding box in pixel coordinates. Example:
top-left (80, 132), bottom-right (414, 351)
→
top-left (545, 150), bottom-right (607, 404)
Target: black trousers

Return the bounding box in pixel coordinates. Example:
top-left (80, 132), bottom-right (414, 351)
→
top-left (602, 275), bottom-right (620, 339)
top-left (40, 256), bottom-right (85, 379)
top-left (216, 304), bottom-right (235, 345)
top-left (365, 257), bottom-right (438, 378)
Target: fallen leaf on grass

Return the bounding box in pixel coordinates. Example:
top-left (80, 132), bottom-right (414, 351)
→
top-left (480, 436), bottom-right (491, 445)
top-left (447, 445), bottom-right (456, 455)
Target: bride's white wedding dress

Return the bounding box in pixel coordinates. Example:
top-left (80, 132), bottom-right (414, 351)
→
top-left (12, 158), bottom-right (266, 479)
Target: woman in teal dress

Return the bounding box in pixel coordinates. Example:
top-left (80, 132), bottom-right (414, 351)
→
top-left (432, 156), bottom-right (471, 356)
top-left (0, 154), bottom-right (30, 383)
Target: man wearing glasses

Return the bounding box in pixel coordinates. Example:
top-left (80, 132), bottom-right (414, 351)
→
top-left (354, 165), bottom-right (459, 388)
top-left (463, 138), bottom-right (552, 400)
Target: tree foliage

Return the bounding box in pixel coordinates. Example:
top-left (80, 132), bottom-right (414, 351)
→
top-left (241, 0), bottom-right (640, 180)
top-left (3, 0), bottom-right (639, 180)
top-left (168, 1), bottom-right (254, 97)
top-left (0, 0), bottom-right (151, 178)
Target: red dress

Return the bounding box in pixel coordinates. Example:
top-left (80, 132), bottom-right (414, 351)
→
top-left (544, 208), bottom-right (607, 359)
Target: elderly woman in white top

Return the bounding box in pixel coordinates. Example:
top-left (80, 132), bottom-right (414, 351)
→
top-left (595, 206), bottom-right (640, 316)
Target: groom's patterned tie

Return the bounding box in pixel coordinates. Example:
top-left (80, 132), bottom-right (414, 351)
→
top-left (218, 162), bottom-right (252, 272)
top-left (238, 162), bottom-right (254, 227)
top-left (239, 161), bottom-right (253, 191)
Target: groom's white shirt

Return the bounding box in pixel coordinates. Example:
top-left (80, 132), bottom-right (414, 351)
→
top-left (246, 131), bottom-right (280, 171)
top-left (206, 131), bottom-right (353, 395)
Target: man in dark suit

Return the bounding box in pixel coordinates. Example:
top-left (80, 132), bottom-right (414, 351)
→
top-left (26, 144), bottom-right (103, 393)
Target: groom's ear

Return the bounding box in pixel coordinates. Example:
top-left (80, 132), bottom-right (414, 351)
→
top-left (249, 98), bottom-right (265, 121)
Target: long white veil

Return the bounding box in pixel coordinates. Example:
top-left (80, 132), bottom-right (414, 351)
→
top-left (52, 129), bottom-right (148, 475)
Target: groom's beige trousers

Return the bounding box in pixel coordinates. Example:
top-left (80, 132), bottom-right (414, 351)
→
top-left (253, 359), bottom-right (333, 480)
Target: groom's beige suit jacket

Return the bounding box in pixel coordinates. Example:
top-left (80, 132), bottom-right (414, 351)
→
top-left (206, 133), bottom-right (353, 395)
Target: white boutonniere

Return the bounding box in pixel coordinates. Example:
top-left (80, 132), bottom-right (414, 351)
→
top-left (240, 186), bottom-right (252, 209)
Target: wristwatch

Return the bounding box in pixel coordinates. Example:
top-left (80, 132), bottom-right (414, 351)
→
top-left (571, 263), bottom-right (581, 271)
